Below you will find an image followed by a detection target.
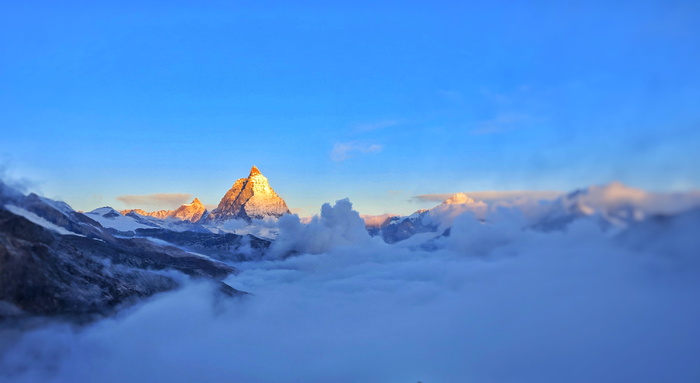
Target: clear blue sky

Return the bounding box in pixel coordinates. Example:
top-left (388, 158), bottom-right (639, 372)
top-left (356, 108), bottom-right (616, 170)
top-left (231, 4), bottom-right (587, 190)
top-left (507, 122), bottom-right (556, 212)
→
top-left (2, 1), bottom-right (699, 215)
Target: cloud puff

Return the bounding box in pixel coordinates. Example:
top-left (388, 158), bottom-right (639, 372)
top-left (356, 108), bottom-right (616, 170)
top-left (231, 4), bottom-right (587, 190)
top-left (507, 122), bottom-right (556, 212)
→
top-left (271, 198), bottom-right (375, 257)
top-left (116, 193), bottom-right (192, 209)
top-left (0, 161), bottom-right (40, 195)
top-left (330, 142), bottom-right (383, 161)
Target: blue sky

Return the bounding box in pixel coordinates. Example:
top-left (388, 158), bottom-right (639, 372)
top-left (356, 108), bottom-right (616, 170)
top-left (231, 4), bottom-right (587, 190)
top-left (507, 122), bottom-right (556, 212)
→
top-left (2, 1), bottom-right (699, 215)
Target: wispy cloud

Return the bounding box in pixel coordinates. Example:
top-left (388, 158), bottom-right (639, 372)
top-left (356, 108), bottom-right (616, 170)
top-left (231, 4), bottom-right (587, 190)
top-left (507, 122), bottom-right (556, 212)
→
top-left (352, 120), bottom-right (399, 132)
top-left (470, 113), bottom-right (531, 135)
top-left (410, 190), bottom-right (563, 204)
top-left (116, 193), bottom-right (192, 209)
top-left (331, 142), bottom-right (383, 161)
top-left (0, 160), bottom-right (40, 195)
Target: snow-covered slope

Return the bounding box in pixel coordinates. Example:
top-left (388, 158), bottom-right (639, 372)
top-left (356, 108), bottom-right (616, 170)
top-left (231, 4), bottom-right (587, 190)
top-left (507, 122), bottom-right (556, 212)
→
top-left (0, 190), bottom-right (107, 239)
top-left (4, 204), bottom-right (85, 237)
top-left (86, 207), bottom-right (156, 232)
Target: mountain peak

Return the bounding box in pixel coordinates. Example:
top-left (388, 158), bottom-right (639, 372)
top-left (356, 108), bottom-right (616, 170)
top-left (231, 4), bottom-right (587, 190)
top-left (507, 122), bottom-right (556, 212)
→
top-left (442, 193), bottom-right (475, 205)
top-left (209, 166), bottom-right (290, 221)
top-left (170, 198), bottom-right (207, 222)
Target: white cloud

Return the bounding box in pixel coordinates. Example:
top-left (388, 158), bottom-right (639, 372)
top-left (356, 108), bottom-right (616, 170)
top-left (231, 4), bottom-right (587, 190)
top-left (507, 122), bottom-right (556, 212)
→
top-left (3, 195), bottom-right (700, 383)
top-left (270, 198), bottom-right (376, 257)
top-left (330, 141), bottom-right (383, 161)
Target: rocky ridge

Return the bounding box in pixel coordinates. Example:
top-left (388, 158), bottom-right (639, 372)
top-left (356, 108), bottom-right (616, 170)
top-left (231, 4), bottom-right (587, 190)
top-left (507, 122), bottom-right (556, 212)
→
top-left (121, 198), bottom-right (207, 222)
top-left (0, 182), bottom-right (243, 321)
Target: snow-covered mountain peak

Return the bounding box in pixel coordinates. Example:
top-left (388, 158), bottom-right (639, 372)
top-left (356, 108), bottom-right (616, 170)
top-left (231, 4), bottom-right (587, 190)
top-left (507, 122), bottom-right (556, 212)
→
top-left (442, 193), bottom-right (475, 205)
top-left (90, 206), bottom-right (122, 218)
top-left (170, 198), bottom-right (207, 221)
top-left (208, 166), bottom-right (290, 221)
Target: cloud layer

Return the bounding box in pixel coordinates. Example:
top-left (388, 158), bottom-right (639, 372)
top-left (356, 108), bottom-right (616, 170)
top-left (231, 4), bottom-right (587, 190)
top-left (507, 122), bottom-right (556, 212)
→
top-left (2, 196), bottom-right (700, 383)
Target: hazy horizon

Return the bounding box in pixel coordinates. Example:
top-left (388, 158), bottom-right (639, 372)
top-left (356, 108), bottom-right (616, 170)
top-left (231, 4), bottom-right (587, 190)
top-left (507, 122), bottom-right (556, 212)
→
top-left (2, 1), bottom-right (699, 216)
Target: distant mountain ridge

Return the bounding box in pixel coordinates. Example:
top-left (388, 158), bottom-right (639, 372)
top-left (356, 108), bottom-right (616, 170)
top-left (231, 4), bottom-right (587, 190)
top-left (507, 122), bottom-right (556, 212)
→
top-left (120, 208), bottom-right (173, 220)
top-left (121, 198), bottom-right (207, 222)
top-left (372, 182), bottom-right (700, 244)
top-left (120, 166), bottom-right (290, 223)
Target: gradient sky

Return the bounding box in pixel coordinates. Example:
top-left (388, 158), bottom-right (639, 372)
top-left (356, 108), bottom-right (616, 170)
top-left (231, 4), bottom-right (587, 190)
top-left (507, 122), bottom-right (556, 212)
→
top-left (2, 1), bottom-right (699, 216)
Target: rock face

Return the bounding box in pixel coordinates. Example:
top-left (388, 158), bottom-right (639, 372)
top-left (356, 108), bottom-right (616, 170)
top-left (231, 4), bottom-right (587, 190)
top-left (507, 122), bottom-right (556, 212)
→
top-left (208, 166), bottom-right (290, 221)
top-left (120, 198), bottom-right (207, 222)
top-left (377, 209), bottom-right (436, 244)
top-left (169, 198), bottom-right (207, 221)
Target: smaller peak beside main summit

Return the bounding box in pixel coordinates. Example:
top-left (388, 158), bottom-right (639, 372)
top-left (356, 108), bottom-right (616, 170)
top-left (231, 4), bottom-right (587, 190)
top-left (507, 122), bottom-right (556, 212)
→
top-left (170, 198), bottom-right (207, 222)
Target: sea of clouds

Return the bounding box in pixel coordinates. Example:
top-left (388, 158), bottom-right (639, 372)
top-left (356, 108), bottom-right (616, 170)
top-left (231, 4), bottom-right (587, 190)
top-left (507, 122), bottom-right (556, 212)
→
top-left (2, 197), bottom-right (700, 383)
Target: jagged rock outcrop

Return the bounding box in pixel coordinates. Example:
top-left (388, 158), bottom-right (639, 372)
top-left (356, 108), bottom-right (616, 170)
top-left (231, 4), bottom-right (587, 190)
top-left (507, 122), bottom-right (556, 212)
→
top-left (208, 166), bottom-right (290, 221)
